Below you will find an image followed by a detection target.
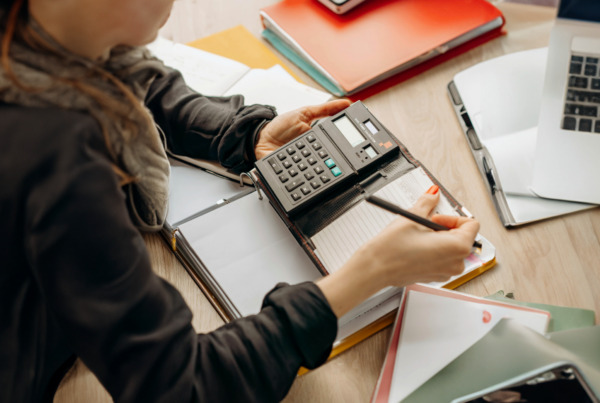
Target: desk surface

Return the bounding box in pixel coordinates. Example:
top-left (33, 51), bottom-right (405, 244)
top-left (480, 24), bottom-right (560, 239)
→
top-left (55, 2), bottom-right (600, 403)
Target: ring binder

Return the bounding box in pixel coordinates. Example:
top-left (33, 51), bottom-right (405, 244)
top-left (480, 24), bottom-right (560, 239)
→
top-left (239, 172), bottom-right (263, 200)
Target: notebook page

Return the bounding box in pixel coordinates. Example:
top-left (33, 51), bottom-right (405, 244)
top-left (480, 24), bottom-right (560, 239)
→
top-left (178, 192), bottom-right (321, 317)
top-left (224, 69), bottom-right (332, 114)
top-left (312, 167), bottom-right (457, 274)
top-left (147, 37), bottom-right (250, 96)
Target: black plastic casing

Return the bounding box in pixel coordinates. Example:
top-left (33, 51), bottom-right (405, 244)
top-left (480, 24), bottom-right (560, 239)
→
top-left (254, 101), bottom-right (399, 216)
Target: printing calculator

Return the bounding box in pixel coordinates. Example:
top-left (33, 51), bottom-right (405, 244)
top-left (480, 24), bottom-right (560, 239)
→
top-left (255, 101), bottom-right (399, 216)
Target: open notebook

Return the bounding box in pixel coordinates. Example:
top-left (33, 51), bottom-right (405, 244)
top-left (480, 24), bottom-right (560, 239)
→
top-left (164, 112), bottom-right (497, 368)
top-left (147, 36), bottom-right (332, 183)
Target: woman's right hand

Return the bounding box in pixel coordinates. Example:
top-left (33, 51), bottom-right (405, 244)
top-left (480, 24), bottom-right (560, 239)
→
top-left (357, 190), bottom-right (480, 288)
top-left (316, 189), bottom-right (480, 318)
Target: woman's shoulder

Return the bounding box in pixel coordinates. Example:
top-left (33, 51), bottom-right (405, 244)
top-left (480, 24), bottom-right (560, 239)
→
top-left (0, 102), bottom-right (111, 168)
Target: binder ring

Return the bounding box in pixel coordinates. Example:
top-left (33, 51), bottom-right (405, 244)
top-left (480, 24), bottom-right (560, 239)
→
top-left (239, 172), bottom-right (263, 200)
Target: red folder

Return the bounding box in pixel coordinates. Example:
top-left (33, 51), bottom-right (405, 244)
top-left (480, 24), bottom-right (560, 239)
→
top-left (261, 0), bottom-right (505, 99)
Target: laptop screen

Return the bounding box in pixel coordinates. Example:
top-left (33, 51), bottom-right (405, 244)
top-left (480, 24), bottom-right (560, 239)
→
top-left (559, 0), bottom-right (600, 23)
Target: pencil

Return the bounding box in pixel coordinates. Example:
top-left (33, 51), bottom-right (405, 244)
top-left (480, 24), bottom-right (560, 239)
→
top-left (366, 195), bottom-right (483, 249)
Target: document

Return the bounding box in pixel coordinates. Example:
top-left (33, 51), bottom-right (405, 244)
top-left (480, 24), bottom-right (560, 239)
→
top-left (147, 36), bottom-right (331, 114)
top-left (311, 167), bottom-right (458, 274)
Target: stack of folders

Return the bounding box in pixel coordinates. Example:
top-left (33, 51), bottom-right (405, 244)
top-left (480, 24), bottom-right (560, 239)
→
top-left (259, 0), bottom-right (505, 99)
top-left (163, 112), bottom-right (498, 367)
top-left (371, 285), bottom-right (600, 402)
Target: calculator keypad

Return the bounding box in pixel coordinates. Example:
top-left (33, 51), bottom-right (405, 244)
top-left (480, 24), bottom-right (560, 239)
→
top-left (262, 131), bottom-right (345, 207)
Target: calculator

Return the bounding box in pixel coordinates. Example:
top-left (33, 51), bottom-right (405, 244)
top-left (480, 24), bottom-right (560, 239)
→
top-left (254, 101), bottom-right (399, 216)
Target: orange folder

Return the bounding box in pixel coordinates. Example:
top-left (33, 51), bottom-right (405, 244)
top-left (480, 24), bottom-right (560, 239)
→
top-left (261, 0), bottom-right (505, 98)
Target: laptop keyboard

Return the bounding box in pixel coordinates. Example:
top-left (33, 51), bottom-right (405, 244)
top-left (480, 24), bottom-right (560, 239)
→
top-left (563, 54), bottom-right (600, 132)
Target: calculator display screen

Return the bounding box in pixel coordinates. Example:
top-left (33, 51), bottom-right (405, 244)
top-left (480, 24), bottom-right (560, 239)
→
top-left (334, 116), bottom-right (365, 147)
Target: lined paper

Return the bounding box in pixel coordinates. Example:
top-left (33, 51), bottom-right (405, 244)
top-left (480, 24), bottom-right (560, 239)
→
top-left (312, 168), bottom-right (458, 274)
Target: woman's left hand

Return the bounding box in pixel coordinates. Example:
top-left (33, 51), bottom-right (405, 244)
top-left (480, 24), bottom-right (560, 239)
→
top-left (254, 99), bottom-right (351, 160)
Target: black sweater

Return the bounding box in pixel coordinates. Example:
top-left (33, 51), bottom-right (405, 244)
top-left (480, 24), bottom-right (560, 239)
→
top-left (0, 69), bottom-right (338, 403)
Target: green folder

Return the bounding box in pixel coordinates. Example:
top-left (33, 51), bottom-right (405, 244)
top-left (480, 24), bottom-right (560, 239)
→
top-left (484, 290), bottom-right (596, 333)
top-left (403, 319), bottom-right (600, 402)
top-left (261, 29), bottom-right (345, 97)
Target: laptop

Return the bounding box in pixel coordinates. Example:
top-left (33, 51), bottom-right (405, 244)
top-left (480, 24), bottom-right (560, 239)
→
top-left (532, 0), bottom-right (600, 204)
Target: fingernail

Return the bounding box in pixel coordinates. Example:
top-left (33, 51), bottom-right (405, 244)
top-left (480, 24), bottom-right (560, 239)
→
top-left (426, 185), bottom-right (439, 195)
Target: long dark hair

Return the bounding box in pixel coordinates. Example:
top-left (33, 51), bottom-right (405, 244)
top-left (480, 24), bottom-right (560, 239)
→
top-left (0, 0), bottom-right (150, 185)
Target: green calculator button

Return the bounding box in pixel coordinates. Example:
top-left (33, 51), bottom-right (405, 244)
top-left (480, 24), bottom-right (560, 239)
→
top-left (324, 158), bottom-right (336, 168)
top-left (331, 167), bottom-right (342, 177)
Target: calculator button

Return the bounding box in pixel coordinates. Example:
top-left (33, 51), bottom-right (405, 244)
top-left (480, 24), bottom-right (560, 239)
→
top-left (286, 147), bottom-right (296, 155)
top-left (289, 168), bottom-right (298, 177)
top-left (306, 134), bottom-right (316, 143)
top-left (304, 172), bottom-right (314, 180)
top-left (331, 167), bottom-right (342, 177)
top-left (279, 174), bottom-right (289, 183)
top-left (285, 179), bottom-right (305, 192)
top-left (298, 163), bottom-right (308, 171)
top-left (282, 160), bottom-right (292, 169)
top-left (268, 158), bottom-right (283, 174)
top-left (320, 175), bottom-right (330, 184)
top-left (291, 192), bottom-right (301, 201)
top-left (277, 152), bottom-right (287, 161)
top-left (296, 141), bottom-right (306, 149)
top-left (317, 150), bottom-right (328, 159)
top-left (310, 181), bottom-right (321, 189)
top-left (314, 166), bottom-right (324, 175)
top-left (312, 142), bottom-right (322, 150)
top-left (324, 158), bottom-right (336, 168)
top-left (292, 155), bottom-right (302, 163)
top-left (301, 149), bottom-right (311, 158)
top-left (301, 186), bottom-right (311, 195)
top-left (307, 157), bottom-right (317, 165)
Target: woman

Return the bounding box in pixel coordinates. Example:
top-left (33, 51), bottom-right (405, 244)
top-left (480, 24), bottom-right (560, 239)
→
top-left (0, 0), bottom-right (480, 402)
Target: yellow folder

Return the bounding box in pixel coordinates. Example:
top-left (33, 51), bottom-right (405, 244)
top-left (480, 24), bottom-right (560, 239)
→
top-left (186, 25), bottom-right (303, 83)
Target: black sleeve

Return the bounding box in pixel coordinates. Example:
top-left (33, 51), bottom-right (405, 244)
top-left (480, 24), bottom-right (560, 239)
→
top-left (145, 68), bottom-right (277, 173)
top-left (25, 120), bottom-right (337, 403)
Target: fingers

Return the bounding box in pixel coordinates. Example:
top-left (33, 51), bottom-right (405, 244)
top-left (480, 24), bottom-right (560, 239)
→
top-left (408, 192), bottom-right (440, 218)
top-left (432, 215), bottom-right (480, 245)
top-left (301, 100), bottom-right (352, 123)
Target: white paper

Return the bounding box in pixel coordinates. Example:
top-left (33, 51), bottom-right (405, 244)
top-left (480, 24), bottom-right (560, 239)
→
top-left (167, 159), bottom-right (250, 226)
top-left (224, 69), bottom-right (331, 115)
top-left (267, 64), bottom-right (298, 84)
top-left (311, 167), bottom-right (458, 274)
top-left (482, 127), bottom-right (538, 196)
top-left (147, 37), bottom-right (250, 96)
top-left (389, 290), bottom-right (549, 403)
top-left (178, 193), bottom-right (321, 316)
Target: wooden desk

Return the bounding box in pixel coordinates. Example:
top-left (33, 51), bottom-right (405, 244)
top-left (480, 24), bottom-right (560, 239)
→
top-left (55, 2), bottom-right (600, 403)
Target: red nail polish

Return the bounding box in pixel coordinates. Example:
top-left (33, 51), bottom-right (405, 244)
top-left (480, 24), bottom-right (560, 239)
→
top-left (426, 185), bottom-right (439, 195)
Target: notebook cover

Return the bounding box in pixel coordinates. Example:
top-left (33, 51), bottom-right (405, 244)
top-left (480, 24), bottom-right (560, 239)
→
top-left (260, 0), bottom-right (505, 94)
top-left (186, 25), bottom-right (303, 83)
top-left (370, 285), bottom-right (552, 403)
